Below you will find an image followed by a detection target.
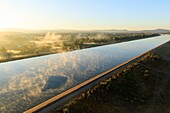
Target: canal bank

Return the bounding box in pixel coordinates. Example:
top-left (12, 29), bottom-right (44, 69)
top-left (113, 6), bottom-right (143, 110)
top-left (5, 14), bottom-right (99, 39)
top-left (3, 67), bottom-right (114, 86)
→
top-left (56, 41), bottom-right (170, 113)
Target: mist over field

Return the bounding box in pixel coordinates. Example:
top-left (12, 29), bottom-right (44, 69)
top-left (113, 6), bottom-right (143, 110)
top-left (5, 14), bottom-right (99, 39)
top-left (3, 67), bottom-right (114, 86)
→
top-left (0, 31), bottom-right (160, 63)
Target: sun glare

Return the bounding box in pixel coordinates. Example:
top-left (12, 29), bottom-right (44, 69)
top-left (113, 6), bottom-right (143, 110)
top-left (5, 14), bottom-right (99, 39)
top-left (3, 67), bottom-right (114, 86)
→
top-left (0, 2), bottom-right (20, 29)
top-left (0, 12), bottom-right (20, 29)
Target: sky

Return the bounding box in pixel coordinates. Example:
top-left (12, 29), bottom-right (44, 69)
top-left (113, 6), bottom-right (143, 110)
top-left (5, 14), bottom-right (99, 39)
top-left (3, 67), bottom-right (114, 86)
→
top-left (0, 0), bottom-right (170, 30)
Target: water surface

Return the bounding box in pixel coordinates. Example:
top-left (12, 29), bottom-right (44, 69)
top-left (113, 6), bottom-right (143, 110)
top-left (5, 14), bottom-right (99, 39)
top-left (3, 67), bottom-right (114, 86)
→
top-left (0, 35), bottom-right (169, 113)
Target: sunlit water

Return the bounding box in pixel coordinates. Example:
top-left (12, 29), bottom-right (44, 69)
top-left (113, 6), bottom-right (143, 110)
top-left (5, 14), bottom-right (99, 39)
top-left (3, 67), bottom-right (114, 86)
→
top-left (0, 35), bottom-right (169, 113)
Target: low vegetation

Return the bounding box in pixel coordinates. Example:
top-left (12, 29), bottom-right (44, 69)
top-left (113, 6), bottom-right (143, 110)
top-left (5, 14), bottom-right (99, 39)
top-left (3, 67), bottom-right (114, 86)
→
top-left (0, 32), bottom-right (159, 62)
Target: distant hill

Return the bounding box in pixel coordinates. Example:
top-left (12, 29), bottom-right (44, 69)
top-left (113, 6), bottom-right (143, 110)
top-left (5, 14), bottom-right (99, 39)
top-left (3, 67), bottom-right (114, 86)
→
top-left (90, 28), bottom-right (170, 33)
top-left (0, 28), bottom-right (170, 33)
top-left (139, 29), bottom-right (170, 33)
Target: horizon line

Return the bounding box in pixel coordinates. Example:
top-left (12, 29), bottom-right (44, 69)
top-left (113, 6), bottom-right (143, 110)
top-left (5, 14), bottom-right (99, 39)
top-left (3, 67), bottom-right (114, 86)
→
top-left (0, 27), bottom-right (169, 32)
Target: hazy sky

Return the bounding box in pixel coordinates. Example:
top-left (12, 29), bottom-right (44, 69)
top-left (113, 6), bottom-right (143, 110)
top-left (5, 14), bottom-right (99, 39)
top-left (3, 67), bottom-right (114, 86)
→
top-left (0, 0), bottom-right (170, 30)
